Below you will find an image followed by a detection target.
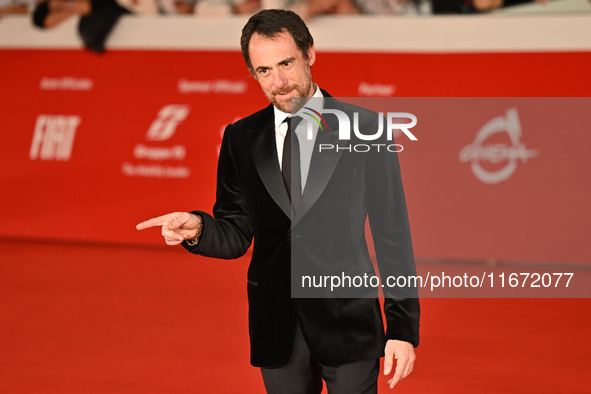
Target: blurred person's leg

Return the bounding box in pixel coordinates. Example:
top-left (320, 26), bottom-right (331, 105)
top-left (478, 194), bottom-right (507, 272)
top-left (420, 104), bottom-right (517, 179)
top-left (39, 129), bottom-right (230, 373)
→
top-left (78, 0), bottom-right (131, 52)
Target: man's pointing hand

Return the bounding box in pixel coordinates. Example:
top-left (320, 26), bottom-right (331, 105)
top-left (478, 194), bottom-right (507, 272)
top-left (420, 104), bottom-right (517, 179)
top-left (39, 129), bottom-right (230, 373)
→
top-left (136, 212), bottom-right (201, 246)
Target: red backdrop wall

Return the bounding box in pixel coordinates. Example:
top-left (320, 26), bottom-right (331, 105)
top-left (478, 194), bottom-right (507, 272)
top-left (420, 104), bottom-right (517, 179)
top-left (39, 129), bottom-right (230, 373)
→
top-left (1, 49), bottom-right (590, 264)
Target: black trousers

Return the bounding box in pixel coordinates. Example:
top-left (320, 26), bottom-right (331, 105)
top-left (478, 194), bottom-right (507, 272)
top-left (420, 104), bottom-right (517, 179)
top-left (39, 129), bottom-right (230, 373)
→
top-left (260, 323), bottom-right (379, 394)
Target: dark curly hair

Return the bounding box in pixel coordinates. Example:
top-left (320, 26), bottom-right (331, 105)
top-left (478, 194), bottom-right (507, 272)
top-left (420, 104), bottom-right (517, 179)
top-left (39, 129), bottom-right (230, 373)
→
top-left (240, 9), bottom-right (314, 75)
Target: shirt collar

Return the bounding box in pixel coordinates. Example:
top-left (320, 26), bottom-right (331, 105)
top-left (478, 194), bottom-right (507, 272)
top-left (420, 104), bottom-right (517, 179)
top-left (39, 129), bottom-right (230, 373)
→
top-left (273, 85), bottom-right (323, 129)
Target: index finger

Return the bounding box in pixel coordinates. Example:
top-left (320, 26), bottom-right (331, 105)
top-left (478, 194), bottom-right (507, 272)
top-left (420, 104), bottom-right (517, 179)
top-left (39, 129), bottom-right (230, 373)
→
top-left (136, 215), bottom-right (169, 231)
top-left (383, 347), bottom-right (394, 376)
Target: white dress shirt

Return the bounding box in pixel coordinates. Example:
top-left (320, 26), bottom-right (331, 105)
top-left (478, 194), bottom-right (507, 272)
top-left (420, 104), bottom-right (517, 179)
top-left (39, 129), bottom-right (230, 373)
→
top-left (274, 86), bottom-right (324, 193)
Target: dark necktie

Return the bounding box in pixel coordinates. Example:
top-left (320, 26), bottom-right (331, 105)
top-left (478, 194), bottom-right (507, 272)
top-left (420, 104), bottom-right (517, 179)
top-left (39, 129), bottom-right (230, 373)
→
top-left (282, 116), bottom-right (303, 208)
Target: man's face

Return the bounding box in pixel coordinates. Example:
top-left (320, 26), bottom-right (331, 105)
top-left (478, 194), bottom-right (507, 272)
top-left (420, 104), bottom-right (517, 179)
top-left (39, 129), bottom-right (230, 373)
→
top-left (248, 31), bottom-right (316, 113)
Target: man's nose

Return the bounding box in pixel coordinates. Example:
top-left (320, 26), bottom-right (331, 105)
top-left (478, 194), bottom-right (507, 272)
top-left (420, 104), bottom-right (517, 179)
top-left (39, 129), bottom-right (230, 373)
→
top-left (273, 69), bottom-right (287, 88)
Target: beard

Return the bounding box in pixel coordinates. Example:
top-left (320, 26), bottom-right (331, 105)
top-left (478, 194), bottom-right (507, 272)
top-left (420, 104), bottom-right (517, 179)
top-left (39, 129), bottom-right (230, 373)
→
top-left (267, 68), bottom-right (313, 113)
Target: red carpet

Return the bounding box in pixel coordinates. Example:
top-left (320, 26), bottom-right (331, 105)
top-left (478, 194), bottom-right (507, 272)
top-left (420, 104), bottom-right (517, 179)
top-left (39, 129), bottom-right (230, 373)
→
top-left (0, 240), bottom-right (588, 393)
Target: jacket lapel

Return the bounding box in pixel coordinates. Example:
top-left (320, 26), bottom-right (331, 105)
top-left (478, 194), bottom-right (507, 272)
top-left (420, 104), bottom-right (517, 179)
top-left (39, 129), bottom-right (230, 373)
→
top-left (294, 94), bottom-right (348, 225)
top-left (248, 105), bottom-right (291, 218)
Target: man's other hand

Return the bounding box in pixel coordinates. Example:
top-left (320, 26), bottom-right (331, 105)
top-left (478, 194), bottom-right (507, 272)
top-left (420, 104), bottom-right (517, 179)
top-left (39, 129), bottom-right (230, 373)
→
top-left (136, 212), bottom-right (201, 245)
top-left (383, 339), bottom-right (415, 389)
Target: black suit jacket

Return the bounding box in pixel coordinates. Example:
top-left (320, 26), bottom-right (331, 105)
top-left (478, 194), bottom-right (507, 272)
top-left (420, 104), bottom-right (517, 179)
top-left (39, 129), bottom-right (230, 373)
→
top-left (184, 91), bottom-right (420, 368)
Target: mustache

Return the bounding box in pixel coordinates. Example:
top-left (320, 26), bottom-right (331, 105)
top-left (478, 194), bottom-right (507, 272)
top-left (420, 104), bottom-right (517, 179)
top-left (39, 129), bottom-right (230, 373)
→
top-left (272, 86), bottom-right (296, 96)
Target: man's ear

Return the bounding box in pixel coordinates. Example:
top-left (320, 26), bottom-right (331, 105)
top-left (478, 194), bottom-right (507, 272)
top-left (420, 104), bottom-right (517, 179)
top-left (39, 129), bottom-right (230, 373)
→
top-left (307, 45), bottom-right (316, 67)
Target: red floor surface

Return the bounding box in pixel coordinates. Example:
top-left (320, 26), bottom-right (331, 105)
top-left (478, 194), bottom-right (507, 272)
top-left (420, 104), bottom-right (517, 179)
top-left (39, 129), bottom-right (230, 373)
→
top-left (1, 240), bottom-right (589, 393)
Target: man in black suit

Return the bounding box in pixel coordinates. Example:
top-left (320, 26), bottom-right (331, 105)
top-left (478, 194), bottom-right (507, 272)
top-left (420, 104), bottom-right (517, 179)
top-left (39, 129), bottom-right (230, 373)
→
top-left (137, 9), bottom-right (419, 393)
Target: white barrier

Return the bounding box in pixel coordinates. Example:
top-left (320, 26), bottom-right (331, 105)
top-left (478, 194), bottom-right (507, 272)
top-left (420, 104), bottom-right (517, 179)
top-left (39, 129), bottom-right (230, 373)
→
top-left (1, 12), bottom-right (590, 52)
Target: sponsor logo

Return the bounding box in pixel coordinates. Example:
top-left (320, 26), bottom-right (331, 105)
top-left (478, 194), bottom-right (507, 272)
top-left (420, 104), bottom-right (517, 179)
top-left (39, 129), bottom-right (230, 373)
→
top-left (39, 77), bottom-right (93, 91)
top-left (146, 104), bottom-right (190, 141)
top-left (358, 82), bottom-right (396, 97)
top-left (121, 163), bottom-right (190, 178)
top-left (178, 79), bottom-right (247, 94)
top-left (122, 105), bottom-right (191, 179)
top-left (459, 108), bottom-right (538, 184)
top-left (133, 144), bottom-right (186, 161)
top-left (30, 115), bottom-right (81, 161)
